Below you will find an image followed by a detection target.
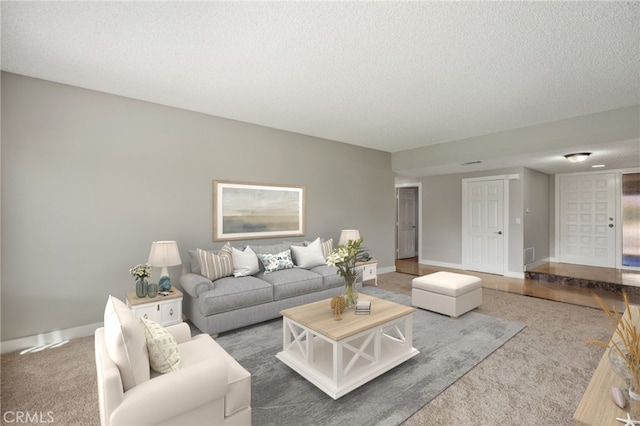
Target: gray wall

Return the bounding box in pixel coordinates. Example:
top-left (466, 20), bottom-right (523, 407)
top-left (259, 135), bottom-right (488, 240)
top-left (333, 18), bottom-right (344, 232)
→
top-left (1, 72), bottom-right (395, 341)
top-left (523, 168), bottom-right (551, 265)
top-left (396, 167), bottom-right (525, 275)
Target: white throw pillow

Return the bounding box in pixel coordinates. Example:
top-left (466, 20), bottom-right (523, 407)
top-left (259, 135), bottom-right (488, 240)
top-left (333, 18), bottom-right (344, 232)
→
top-left (232, 246), bottom-right (260, 277)
top-left (103, 296), bottom-right (150, 391)
top-left (291, 240), bottom-right (326, 269)
top-left (304, 237), bottom-right (333, 259)
top-left (139, 317), bottom-right (181, 374)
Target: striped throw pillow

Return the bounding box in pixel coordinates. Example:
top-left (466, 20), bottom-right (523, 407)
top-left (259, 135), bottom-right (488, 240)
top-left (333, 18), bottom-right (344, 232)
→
top-left (196, 242), bottom-right (233, 281)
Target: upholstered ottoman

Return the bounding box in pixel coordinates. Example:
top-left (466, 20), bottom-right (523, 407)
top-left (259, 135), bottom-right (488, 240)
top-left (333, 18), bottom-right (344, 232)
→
top-left (411, 271), bottom-right (482, 318)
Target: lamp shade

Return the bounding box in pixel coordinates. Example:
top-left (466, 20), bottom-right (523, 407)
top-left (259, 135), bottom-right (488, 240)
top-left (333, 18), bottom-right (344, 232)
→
top-left (338, 230), bottom-right (361, 246)
top-left (147, 241), bottom-right (182, 267)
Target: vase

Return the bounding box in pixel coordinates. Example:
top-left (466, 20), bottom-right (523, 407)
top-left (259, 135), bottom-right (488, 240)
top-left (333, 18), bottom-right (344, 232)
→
top-left (135, 278), bottom-right (148, 298)
top-left (630, 387), bottom-right (640, 417)
top-left (343, 275), bottom-right (358, 309)
top-left (147, 283), bottom-right (158, 298)
top-left (609, 347), bottom-right (634, 386)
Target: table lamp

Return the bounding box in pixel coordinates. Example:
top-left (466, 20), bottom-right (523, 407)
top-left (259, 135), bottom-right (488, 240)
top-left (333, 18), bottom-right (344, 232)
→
top-left (338, 229), bottom-right (361, 246)
top-left (148, 241), bottom-right (182, 291)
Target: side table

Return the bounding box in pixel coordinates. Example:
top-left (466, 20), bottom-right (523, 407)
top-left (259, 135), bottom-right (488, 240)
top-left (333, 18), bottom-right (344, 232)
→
top-left (356, 259), bottom-right (377, 286)
top-left (126, 288), bottom-right (183, 327)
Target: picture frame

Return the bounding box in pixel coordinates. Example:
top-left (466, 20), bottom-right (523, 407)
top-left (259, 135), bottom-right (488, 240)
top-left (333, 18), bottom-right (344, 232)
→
top-left (213, 180), bottom-right (306, 241)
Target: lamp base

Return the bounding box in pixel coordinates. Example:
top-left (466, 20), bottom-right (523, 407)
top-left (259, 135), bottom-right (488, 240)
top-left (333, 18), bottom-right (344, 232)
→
top-left (158, 275), bottom-right (171, 292)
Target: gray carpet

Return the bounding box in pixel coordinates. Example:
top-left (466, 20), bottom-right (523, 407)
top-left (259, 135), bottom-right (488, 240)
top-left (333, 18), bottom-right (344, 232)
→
top-left (214, 286), bottom-right (525, 426)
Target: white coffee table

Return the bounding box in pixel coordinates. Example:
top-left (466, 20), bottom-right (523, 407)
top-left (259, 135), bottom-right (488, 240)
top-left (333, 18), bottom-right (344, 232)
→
top-left (276, 294), bottom-right (419, 399)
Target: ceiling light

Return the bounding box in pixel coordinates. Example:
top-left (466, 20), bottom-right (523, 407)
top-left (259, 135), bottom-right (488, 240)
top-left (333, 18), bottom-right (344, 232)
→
top-left (564, 152), bottom-right (591, 163)
top-left (591, 164), bottom-right (606, 168)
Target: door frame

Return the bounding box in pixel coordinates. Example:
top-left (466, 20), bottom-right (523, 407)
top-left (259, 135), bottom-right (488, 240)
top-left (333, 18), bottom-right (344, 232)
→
top-left (462, 175), bottom-right (511, 275)
top-left (395, 182), bottom-right (422, 261)
top-left (554, 168), bottom-right (640, 271)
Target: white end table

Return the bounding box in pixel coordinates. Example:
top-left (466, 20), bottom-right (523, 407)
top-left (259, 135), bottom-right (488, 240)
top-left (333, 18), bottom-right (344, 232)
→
top-left (126, 288), bottom-right (183, 326)
top-left (357, 259), bottom-right (377, 286)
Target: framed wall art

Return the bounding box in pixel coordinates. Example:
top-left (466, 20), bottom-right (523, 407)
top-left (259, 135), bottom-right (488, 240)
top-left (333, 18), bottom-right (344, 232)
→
top-left (213, 180), bottom-right (306, 241)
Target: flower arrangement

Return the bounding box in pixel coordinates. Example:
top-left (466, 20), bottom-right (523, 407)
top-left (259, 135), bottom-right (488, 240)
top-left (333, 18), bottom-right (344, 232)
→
top-left (588, 291), bottom-right (640, 393)
top-left (327, 238), bottom-right (366, 307)
top-left (129, 263), bottom-right (152, 281)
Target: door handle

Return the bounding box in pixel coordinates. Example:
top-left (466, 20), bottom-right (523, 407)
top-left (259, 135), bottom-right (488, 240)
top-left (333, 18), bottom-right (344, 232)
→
top-left (494, 231), bottom-right (503, 235)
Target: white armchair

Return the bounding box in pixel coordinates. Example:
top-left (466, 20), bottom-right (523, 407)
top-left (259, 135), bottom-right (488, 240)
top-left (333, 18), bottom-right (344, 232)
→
top-left (95, 296), bottom-right (251, 425)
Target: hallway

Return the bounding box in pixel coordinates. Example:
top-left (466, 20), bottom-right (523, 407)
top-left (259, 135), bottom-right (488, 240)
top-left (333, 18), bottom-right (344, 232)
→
top-left (395, 257), bottom-right (640, 311)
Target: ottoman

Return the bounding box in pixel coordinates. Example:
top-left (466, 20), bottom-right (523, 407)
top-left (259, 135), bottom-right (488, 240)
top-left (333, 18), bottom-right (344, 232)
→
top-left (412, 271), bottom-right (482, 318)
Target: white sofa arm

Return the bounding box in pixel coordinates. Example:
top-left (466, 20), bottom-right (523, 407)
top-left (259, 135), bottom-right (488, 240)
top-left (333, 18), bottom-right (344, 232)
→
top-left (165, 323), bottom-right (191, 344)
top-left (110, 357), bottom-right (228, 425)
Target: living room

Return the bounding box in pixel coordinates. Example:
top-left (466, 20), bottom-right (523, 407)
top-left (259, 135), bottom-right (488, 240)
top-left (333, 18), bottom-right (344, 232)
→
top-left (2, 2), bottom-right (639, 425)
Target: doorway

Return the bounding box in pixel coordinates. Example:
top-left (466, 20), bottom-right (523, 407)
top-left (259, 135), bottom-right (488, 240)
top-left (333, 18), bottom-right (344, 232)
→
top-left (462, 177), bottom-right (506, 275)
top-left (558, 173), bottom-right (616, 268)
top-left (396, 183), bottom-right (421, 261)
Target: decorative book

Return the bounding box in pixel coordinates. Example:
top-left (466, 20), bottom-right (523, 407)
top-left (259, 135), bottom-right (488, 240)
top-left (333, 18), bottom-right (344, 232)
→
top-left (355, 300), bottom-right (371, 315)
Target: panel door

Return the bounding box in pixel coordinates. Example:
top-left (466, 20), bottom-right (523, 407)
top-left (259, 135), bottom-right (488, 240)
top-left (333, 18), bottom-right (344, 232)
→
top-left (464, 179), bottom-right (504, 274)
top-left (559, 173), bottom-right (616, 267)
top-left (397, 188), bottom-right (417, 259)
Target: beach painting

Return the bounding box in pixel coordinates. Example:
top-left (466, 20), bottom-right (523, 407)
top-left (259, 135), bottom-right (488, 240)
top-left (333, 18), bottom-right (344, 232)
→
top-left (214, 180), bottom-right (305, 241)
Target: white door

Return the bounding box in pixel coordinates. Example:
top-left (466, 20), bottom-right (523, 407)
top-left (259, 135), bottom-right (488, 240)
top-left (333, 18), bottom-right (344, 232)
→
top-left (464, 179), bottom-right (505, 274)
top-left (397, 188), bottom-right (417, 259)
top-left (559, 173), bottom-right (616, 268)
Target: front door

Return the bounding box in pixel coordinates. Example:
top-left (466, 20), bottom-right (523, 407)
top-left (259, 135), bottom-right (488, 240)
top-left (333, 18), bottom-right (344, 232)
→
top-left (463, 179), bottom-right (505, 275)
top-left (559, 173), bottom-right (616, 268)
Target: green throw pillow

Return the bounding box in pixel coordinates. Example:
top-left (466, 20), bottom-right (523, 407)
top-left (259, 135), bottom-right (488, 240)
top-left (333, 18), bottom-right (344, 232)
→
top-left (140, 317), bottom-right (180, 374)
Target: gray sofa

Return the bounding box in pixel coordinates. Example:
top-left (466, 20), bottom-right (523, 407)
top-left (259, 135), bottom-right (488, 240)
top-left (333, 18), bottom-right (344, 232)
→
top-left (180, 241), bottom-right (361, 335)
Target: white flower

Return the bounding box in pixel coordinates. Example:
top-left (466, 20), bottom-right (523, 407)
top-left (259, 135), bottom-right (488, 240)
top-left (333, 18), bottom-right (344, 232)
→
top-left (129, 263), bottom-right (152, 280)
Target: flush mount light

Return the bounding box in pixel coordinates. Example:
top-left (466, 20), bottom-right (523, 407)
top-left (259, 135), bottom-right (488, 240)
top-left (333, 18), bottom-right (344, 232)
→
top-left (564, 152), bottom-right (591, 163)
top-left (591, 164), bottom-right (606, 168)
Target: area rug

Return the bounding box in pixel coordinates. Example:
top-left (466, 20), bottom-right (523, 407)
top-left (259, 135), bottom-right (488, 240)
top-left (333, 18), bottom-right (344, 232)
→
top-left (215, 287), bottom-right (525, 426)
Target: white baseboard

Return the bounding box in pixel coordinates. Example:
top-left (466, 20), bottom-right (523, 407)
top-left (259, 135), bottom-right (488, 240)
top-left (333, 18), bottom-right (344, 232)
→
top-left (1, 322), bottom-right (102, 354)
top-left (524, 257), bottom-right (552, 271)
top-left (378, 266), bottom-right (396, 275)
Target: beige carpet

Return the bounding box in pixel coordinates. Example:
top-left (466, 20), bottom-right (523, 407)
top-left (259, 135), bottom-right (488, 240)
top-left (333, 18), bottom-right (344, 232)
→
top-left (0, 272), bottom-right (611, 425)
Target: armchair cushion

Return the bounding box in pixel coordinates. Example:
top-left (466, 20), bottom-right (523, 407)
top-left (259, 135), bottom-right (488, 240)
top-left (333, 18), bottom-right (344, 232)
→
top-left (180, 335), bottom-right (251, 417)
top-left (140, 317), bottom-right (180, 374)
top-left (103, 296), bottom-right (150, 391)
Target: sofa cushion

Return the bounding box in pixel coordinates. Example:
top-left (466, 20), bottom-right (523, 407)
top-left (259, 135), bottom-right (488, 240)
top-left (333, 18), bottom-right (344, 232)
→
top-left (257, 249), bottom-right (295, 274)
top-left (198, 276), bottom-right (273, 316)
top-left (197, 243), bottom-right (233, 281)
top-left (258, 268), bottom-right (323, 300)
top-left (180, 335), bottom-right (251, 417)
top-left (310, 265), bottom-right (345, 289)
top-left (140, 317), bottom-right (181, 374)
top-left (291, 240), bottom-right (325, 269)
top-left (103, 296), bottom-right (150, 391)
top-left (232, 246), bottom-right (259, 277)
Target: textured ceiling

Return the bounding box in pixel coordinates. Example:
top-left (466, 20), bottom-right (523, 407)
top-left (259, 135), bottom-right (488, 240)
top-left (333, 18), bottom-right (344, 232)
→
top-left (2, 1), bottom-right (639, 176)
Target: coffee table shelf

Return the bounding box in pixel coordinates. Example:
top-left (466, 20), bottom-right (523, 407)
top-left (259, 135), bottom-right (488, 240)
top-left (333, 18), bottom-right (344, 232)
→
top-left (277, 294), bottom-right (418, 399)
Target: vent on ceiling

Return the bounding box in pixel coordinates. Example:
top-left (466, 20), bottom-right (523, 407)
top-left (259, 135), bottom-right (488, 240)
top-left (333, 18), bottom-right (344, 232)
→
top-left (461, 160), bottom-right (482, 166)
